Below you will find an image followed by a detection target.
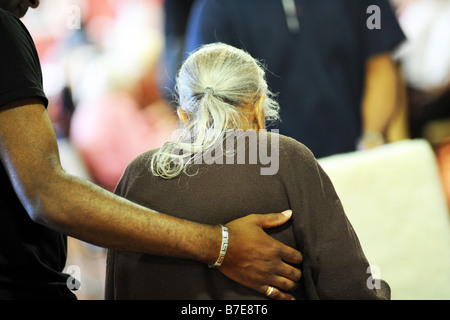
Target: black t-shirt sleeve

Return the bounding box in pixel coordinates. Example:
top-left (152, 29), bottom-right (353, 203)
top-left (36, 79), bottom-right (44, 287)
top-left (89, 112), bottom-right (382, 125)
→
top-left (361, 0), bottom-right (406, 58)
top-left (0, 9), bottom-right (48, 108)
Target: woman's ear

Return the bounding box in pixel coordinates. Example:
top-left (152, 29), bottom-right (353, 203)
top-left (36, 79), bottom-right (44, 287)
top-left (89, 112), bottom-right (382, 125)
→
top-left (177, 108), bottom-right (189, 124)
top-left (255, 95), bottom-right (266, 130)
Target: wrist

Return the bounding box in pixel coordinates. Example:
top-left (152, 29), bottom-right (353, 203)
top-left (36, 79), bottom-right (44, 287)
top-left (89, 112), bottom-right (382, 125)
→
top-left (208, 225), bottom-right (229, 268)
top-left (194, 224), bottom-right (224, 265)
top-left (359, 131), bottom-right (385, 149)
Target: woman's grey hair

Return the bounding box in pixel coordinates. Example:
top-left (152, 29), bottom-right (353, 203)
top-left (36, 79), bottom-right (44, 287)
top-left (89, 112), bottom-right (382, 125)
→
top-left (151, 42), bottom-right (280, 179)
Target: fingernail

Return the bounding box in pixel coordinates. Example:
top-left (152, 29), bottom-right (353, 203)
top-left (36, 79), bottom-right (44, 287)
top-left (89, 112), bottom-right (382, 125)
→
top-left (281, 210), bottom-right (292, 217)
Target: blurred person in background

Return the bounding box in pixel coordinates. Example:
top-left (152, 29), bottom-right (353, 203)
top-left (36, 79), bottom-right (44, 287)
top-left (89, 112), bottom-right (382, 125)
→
top-left (24, 0), bottom-right (179, 192)
top-left (159, 0), bottom-right (195, 108)
top-left (392, 0), bottom-right (450, 207)
top-left (68, 0), bottom-right (179, 192)
top-left (0, 0), bottom-right (302, 300)
top-left (184, 0), bottom-right (406, 158)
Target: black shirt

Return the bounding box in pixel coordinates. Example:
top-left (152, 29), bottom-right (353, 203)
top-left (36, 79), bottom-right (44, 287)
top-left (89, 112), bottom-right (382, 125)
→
top-left (185, 0), bottom-right (405, 158)
top-left (0, 8), bottom-right (75, 299)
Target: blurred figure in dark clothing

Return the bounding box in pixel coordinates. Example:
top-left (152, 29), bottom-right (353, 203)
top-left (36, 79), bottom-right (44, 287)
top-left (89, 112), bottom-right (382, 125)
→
top-left (185, 0), bottom-right (405, 158)
top-left (160, 0), bottom-right (195, 106)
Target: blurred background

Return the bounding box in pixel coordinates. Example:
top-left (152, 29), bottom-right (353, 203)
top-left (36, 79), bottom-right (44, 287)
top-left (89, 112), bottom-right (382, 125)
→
top-left (22, 0), bottom-right (449, 300)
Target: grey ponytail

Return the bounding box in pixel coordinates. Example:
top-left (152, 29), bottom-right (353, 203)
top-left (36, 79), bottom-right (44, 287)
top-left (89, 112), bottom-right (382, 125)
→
top-left (151, 43), bottom-right (280, 179)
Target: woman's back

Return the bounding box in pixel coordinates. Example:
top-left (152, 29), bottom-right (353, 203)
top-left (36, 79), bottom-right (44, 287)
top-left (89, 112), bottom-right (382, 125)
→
top-left (105, 131), bottom-right (387, 300)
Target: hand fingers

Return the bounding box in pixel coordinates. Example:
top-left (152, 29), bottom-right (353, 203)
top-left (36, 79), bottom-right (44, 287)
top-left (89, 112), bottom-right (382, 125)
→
top-left (271, 288), bottom-right (295, 300)
top-left (278, 261), bottom-right (302, 284)
top-left (255, 210), bottom-right (293, 229)
top-left (262, 285), bottom-right (295, 301)
top-left (250, 211), bottom-right (303, 293)
top-left (221, 212), bottom-right (302, 301)
top-left (265, 260), bottom-right (301, 293)
top-left (280, 242), bottom-right (303, 265)
top-left (253, 211), bottom-right (303, 265)
top-left (256, 261), bottom-right (300, 300)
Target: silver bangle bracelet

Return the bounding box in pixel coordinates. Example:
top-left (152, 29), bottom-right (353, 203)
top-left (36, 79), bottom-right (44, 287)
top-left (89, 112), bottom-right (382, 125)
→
top-left (208, 225), bottom-right (229, 268)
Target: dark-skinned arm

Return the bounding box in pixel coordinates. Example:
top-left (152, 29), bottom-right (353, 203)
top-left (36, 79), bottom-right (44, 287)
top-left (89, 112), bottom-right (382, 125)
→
top-left (0, 99), bottom-right (302, 299)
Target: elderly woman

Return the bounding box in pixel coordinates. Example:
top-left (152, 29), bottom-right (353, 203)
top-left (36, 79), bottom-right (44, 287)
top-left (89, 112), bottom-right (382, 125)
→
top-left (105, 43), bottom-right (389, 300)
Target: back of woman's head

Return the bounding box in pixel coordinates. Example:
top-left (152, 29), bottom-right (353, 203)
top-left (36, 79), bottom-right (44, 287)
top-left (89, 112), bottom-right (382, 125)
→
top-left (176, 42), bottom-right (279, 123)
top-left (151, 42), bottom-right (280, 179)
